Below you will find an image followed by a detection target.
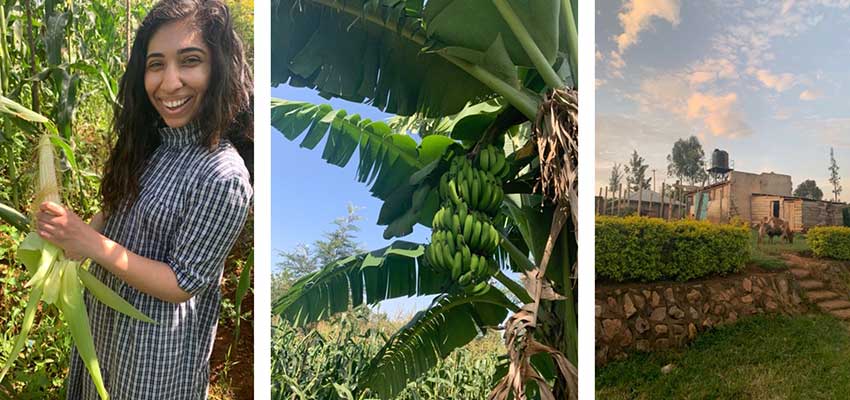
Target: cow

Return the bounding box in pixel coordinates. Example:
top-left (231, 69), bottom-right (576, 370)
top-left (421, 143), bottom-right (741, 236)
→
top-left (758, 216), bottom-right (793, 246)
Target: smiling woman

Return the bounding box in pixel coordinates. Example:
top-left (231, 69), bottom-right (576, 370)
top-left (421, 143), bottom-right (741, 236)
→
top-left (144, 19), bottom-right (211, 128)
top-left (26, 0), bottom-right (254, 399)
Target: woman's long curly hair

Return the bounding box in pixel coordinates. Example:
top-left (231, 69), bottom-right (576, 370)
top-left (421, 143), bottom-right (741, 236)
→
top-left (101, 0), bottom-right (253, 216)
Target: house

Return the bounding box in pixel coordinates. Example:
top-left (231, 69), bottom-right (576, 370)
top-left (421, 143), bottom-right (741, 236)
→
top-left (597, 188), bottom-right (687, 218)
top-left (686, 170), bottom-right (847, 231)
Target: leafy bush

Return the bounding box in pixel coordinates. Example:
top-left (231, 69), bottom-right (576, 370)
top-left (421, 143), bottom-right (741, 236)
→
top-left (808, 226), bottom-right (850, 260)
top-left (596, 216), bottom-right (750, 282)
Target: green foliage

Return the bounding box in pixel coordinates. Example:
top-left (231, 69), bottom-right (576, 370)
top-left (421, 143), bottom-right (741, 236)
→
top-left (793, 179), bottom-right (824, 200)
top-left (271, 1), bottom-right (577, 396)
top-left (272, 205), bottom-right (364, 298)
top-left (271, 0), bottom-right (569, 118)
top-left (271, 99), bottom-right (458, 239)
top-left (666, 136), bottom-right (707, 185)
top-left (596, 216), bottom-right (750, 282)
top-left (607, 163), bottom-right (622, 193)
top-left (624, 150), bottom-right (651, 191)
top-left (358, 291), bottom-right (513, 398)
top-left (808, 226), bottom-right (850, 260)
top-left (0, 227), bottom-right (71, 398)
top-left (829, 147), bottom-right (842, 201)
top-left (273, 241), bottom-right (450, 326)
top-left (271, 309), bottom-right (502, 400)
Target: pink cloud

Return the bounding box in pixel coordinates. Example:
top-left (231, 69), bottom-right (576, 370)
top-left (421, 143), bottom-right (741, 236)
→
top-left (754, 69), bottom-right (795, 92)
top-left (615, 0), bottom-right (681, 53)
top-left (688, 58), bottom-right (737, 85)
top-left (686, 92), bottom-right (752, 138)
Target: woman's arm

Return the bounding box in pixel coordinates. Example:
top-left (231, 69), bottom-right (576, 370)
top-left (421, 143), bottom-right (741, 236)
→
top-left (36, 202), bottom-right (192, 303)
top-left (90, 212), bottom-right (106, 233)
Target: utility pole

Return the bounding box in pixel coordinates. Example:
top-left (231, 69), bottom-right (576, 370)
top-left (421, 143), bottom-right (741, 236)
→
top-left (652, 169), bottom-right (656, 192)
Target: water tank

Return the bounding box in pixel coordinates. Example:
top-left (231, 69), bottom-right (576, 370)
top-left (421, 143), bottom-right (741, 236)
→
top-left (709, 149), bottom-right (731, 173)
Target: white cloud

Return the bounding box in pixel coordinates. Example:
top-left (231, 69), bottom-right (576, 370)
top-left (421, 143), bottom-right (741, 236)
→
top-left (781, 0), bottom-right (796, 15)
top-left (799, 89), bottom-right (822, 101)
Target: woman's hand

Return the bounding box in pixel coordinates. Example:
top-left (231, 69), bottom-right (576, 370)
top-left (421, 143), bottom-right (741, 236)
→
top-left (36, 202), bottom-right (98, 260)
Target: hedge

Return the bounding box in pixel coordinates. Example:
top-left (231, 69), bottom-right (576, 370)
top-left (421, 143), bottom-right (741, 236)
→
top-left (808, 226), bottom-right (850, 260)
top-left (596, 216), bottom-right (750, 282)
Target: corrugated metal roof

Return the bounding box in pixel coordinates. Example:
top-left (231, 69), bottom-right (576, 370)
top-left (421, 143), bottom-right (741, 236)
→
top-left (622, 189), bottom-right (686, 205)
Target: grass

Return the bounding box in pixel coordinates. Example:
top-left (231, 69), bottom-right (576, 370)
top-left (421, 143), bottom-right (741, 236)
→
top-left (748, 229), bottom-right (810, 270)
top-left (597, 314), bottom-right (850, 399)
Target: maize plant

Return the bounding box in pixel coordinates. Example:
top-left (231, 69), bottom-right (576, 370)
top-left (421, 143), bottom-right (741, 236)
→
top-left (0, 134), bottom-right (155, 400)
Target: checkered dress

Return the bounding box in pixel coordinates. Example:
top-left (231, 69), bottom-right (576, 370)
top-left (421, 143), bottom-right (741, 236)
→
top-left (65, 124), bottom-right (252, 400)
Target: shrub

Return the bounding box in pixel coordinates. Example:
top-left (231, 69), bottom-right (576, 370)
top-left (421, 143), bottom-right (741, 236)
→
top-left (808, 226), bottom-right (850, 260)
top-left (596, 216), bottom-right (750, 282)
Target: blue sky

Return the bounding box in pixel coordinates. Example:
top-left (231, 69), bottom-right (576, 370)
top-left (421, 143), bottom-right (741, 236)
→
top-left (596, 0), bottom-right (850, 199)
top-left (270, 84), bottom-right (434, 318)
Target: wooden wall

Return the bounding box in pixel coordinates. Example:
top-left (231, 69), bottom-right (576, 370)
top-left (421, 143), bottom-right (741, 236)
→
top-left (801, 201), bottom-right (845, 229)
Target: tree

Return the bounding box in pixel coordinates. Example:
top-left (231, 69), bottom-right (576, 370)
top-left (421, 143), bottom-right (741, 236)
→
top-left (271, 1), bottom-right (578, 399)
top-left (667, 136), bottom-right (708, 185)
top-left (608, 163), bottom-right (623, 193)
top-left (829, 147), bottom-right (842, 202)
top-left (625, 150), bottom-right (651, 191)
top-left (272, 205), bottom-right (363, 298)
top-left (793, 180), bottom-right (824, 200)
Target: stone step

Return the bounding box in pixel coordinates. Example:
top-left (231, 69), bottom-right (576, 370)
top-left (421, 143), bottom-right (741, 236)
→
top-left (790, 268), bottom-right (811, 279)
top-left (807, 291), bottom-right (839, 302)
top-left (818, 299), bottom-right (850, 311)
top-left (799, 280), bottom-right (825, 290)
top-left (830, 309), bottom-right (850, 320)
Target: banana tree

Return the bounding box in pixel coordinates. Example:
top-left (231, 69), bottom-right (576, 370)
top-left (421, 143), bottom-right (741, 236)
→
top-left (272, 0), bottom-right (577, 399)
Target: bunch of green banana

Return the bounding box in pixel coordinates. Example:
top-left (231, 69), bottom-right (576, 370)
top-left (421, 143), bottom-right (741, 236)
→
top-left (438, 150), bottom-right (505, 217)
top-left (475, 144), bottom-right (511, 181)
top-left (425, 146), bottom-right (508, 295)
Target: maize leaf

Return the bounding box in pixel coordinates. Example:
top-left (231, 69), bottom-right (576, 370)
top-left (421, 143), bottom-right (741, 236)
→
top-left (78, 267), bottom-right (157, 325)
top-left (18, 233), bottom-right (60, 286)
top-left (41, 258), bottom-right (65, 304)
top-left (58, 262), bottom-right (108, 400)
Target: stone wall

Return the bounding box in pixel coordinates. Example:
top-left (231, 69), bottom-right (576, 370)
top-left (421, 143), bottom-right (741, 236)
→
top-left (596, 272), bottom-right (806, 365)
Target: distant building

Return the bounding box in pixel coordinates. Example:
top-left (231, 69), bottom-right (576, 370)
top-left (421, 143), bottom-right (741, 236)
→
top-left (596, 188), bottom-right (687, 218)
top-left (686, 170), bottom-right (846, 231)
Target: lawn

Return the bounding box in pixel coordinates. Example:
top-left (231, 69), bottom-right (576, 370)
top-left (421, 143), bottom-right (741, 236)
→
top-left (747, 229), bottom-right (810, 270)
top-left (597, 314), bottom-right (850, 399)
